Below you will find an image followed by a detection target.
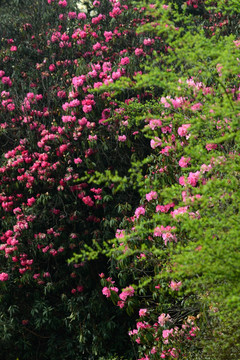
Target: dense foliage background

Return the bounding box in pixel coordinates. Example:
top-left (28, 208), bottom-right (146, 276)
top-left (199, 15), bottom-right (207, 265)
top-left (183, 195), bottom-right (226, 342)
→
top-left (0, 0), bottom-right (239, 359)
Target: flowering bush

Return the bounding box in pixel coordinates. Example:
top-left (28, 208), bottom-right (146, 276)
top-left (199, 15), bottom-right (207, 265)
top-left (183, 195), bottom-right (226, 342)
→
top-left (0, 0), bottom-right (239, 359)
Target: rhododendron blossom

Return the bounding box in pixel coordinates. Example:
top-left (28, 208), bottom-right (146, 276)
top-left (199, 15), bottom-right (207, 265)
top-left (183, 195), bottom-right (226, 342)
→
top-left (150, 137), bottom-right (162, 149)
top-left (118, 135), bottom-right (126, 142)
top-left (120, 57), bottom-right (130, 65)
top-left (102, 287), bottom-right (111, 297)
top-left (135, 206), bottom-right (145, 219)
top-left (0, 272), bottom-right (9, 281)
top-left (170, 280), bottom-right (182, 291)
top-left (158, 313), bottom-right (171, 326)
top-left (119, 286), bottom-right (135, 301)
top-left (179, 156), bottom-right (191, 168)
top-left (178, 124), bottom-right (191, 137)
top-left (139, 308), bottom-right (148, 317)
top-left (145, 191), bottom-right (157, 202)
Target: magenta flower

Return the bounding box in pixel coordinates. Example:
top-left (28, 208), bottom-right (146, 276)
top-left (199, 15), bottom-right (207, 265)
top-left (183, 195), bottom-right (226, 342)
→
top-left (135, 48), bottom-right (144, 56)
top-left (120, 57), bottom-right (130, 66)
top-left (83, 105), bottom-right (92, 113)
top-left (170, 280), bottom-right (182, 291)
top-left (187, 171), bottom-right (200, 187)
top-left (135, 206), bottom-right (145, 219)
top-left (139, 308), bottom-right (147, 317)
top-left (112, 70), bottom-right (121, 80)
top-left (82, 196), bottom-right (94, 207)
top-left (27, 197), bottom-right (36, 206)
top-left (0, 272), bottom-right (9, 281)
top-left (115, 229), bottom-right (125, 239)
top-left (158, 313), bottom-right (171, 326)
top-left (171, 206), bottom-right (188, 218)
top-left (58, 0), bottom-right (67, 7)
top-left (77, 12), bottom-right (86, 20)
top-left (150, 137), bottom-right (162, 149)
top-left (206, 143), bottom-right (217, 151)
top-left (102, 287), bottom-right (111, 298)
top-left (118, 135), bottom-right (126, 142)
top-left (177, 124), bottom-right (191, 137)
top-left (119, 286), bottom-right (134, 301)
top-left (179, 156), bottom-right (191, 168)
top-left (146, 191), bottom-right (157, 202)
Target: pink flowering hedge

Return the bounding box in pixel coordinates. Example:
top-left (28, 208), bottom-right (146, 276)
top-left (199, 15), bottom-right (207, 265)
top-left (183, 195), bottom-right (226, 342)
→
top-left (0, 0), bottom-right (240, 359)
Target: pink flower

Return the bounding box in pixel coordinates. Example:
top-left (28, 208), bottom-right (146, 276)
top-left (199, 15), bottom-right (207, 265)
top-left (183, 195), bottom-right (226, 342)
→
top-left (150, 137), bottom-right (162, 149)
top-left (178, 124), bottom-right (191, 137)
top-left (179, 156), bottom-right (191, 168)
top-left (72, 75), bottom-right (85, 88)
top-left (151, 347), bottom-right (157, 354)
top-left (94, 82), bottom-right (103, 88)
top-left (10, 46), bottom-right (17, 52)
top-left (82, 196), bottom-right (94, 207)
top-left (110, 7), bottom-right (122, 18)
top-left (156, 203), bottom-right (174, 213)
top-left (170, 280), bottom-right (182, 291)
top-left (93, 42), bottom-right (101, 51)
top-left (49, 64), bottom-right (56, 72)
top-left (118, 135), bottom-right (126, 142)
top-left (187, 171), bottom-right (200, 187)
top-left (162, 329), bottom-right (172, 339)
top-left (59, 144), bottom-right (68, 153)
top-left (139, 308), bottom-right (147, 317)
top-left (234, 40), bottom-right (240, 47)
top-left (7, 103), bottom-right (15, 111)
top-left (88, 135), bottom-right (97, 141)
top-left (78, 12), bottom-right (87, 20)
top-left (74, 158), bottom-right (82, 164)
top-left (58, 0), bottom-right (67, 7)
top-left (112, 70), bottom-right (121, 80)
top-left (27, 197), bottom-right (35, 206)
top-left (153, 226), bottom-right (162, 237)
top-left (0, 272), bottom-right (9, 281)
top-left (83, 105), bottom-right (92, 113)
top-left (171, 206), bottom-right (188, 218)
top-left (149, 119), bottom-right (162, 130)
top-left (191, 102), bottom-right (202, 111)
top-left (102, 287), bottom-right (111, 297)
top-left (120, 57), bottom-right (130, 66)
top-left (162, 232), bottom-right (177, 245)
top-left (169, 348), bottom-right (178, 358)
top-left (110, 286), bottom-right (119, 293)
top-left (206, 143), bottom-right (217, 151)
top-left (115, 229), bottom-right (125, 239)
top-left (1, 76), bottom-right (12, 86)
top-left (135, 206), bottom-right (145, 219)
top-left (146, 191), bottom-right (157, 202)
top-left (143, 38), bottom-right (155, 46)
top-left (135, 48), bottom-right (144, 56)
top-left (119, 286), bottom-right (134, 301)
top-left (117, 300), bottom-right (125, 308)
top-left (158, 313), bottom-right (171, 326)
top-left (68, 11), bottom-right (77, 19)
top-left (93, 0), bottom-right (100, 7)
top-left (179, 176), bottom-right (186, 186)
top-left (104, 31), bottom-right (113, 42)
